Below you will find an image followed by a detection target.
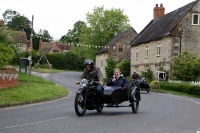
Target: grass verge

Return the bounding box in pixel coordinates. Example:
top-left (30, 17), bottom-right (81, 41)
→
top-left (0, 73), bottom-right (68, 108)
top-left (151, 88), bottom-right (200, 98)
top-left (32, 67), bottom-right (66, 73)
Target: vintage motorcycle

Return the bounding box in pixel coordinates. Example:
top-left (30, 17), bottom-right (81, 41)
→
top-left (138, 77), bottom-right (150, 93)
top-left (74, 79), bottom-right (104, 116)
top-left (74, 79), bottom-right (141, 117)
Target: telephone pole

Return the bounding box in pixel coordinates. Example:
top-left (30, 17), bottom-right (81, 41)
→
top-left (28, 15), bottom-right (34, 76)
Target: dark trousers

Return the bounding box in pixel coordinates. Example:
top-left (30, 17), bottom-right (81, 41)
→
top-left (96, 85), bottom-right (104, 103)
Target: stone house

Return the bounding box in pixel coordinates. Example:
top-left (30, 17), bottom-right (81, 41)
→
top-left (96, 27), bottom-right (138, 77)
top-left (130, 0), bottom-right (200, 80)
top-left (38, 39), bottom-right (70, 53)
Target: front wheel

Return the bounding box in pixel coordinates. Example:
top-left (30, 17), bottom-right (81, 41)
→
top-left (130, 89), bottom-right (140, 113)
top-left (96, 103), bottom-right (104, 113)
top-left (74, 93), bottom-right (86, 116)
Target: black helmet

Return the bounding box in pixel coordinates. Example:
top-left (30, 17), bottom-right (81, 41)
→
top-left (84, 59), bottom-right (94, 66)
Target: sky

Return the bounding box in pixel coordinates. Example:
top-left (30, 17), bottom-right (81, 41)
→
top-left (0, 0), bottom-right (195, 40)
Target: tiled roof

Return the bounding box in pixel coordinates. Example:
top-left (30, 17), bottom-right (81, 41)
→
top-left (42, 46), bottom-right (53, 53)
top-left (96, 27), bottom-right (133, 55)
top-left (130, 0), bottom-right (197, 46)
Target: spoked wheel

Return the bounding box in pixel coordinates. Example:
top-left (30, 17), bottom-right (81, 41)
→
top-left (96, 103), bottom-right (104, 113)
top-left (130, 89), bottom-right (140, 113)
top-left (74, 93), bottom-right (86, 116)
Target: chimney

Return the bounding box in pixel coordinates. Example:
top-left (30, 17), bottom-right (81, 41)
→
top-left (153, 3), bottom-right (165, 19)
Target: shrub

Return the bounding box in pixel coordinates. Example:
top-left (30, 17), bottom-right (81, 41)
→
top-left (158, 82), bottom-right (200, 96)
top-left (105, 57), bottom-right (117, 79)
top-left (116, 59), bottom-right (130, 77)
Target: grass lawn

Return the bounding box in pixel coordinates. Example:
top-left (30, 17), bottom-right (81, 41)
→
top-left (0, 73), bottom-right (68, 108)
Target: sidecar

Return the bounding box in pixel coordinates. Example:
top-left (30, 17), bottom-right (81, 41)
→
top-left (138, 77), bottom-right (150, 93)
top-left (103, 85), bottom-right (141, 113)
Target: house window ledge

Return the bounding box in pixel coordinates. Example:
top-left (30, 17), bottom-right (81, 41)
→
top-left (156, 55), bottom-right (161, 57)
top-left (145, 57), bottom-right (148, 59)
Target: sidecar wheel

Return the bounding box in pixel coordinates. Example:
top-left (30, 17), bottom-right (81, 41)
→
top-left (147, 88), bottom-right (150, 93)
top-left (130, 89), bottom-right (140, 113)
top-left (96, 103), bottom-right (104, 113)
top-left (74, 93), bottom-right (86, 116)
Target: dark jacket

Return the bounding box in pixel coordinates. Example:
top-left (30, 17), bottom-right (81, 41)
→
top-left (107, 76), bottom-right (130, 88)
top-left (81, 66), bottom-right (103, 82)
top-left (132, 73), bottom-right (140, 80)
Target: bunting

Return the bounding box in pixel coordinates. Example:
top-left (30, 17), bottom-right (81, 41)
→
top-left (33, 34), bottom-right (125, 50)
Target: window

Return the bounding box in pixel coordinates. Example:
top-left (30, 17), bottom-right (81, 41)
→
top-left (118, 45), bottom-right (123, 52)
top-left (192, 13), bottom-right (199, 25)
top-left (101, 60), bottom-right (103, 67)
top-left (156, 66), bottom-right (160, 72)
top-left (135, 47), bottom-right (138, 59)
top-left (53, 50), bottom-right (59, 53)
top-left (144, 67), bottom-right (149, 72)
top-left (157, 41), bottom-right (161, 56)
top-left (145, 44), bottom-right (148, 58)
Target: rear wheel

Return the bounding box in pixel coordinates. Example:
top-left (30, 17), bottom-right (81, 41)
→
top-left (74, 93), bottom-right (86, 116)
top-left (130, 89), bottom-right (140, 113)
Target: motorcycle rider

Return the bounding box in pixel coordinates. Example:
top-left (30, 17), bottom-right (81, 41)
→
top-left (76, 59), bottom-right (104, 105)
top-left (107, 68), bottom-right (130, 88)
top-left (132, 69), bottom-right (140, 80)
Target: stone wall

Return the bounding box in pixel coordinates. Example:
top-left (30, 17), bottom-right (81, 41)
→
top-left (0, 66), bottom-right (18, 90)
top-left (130, 37), bottom-right (172, 78)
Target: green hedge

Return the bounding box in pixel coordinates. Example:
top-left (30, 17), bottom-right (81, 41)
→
top-left (159, 82), bottom-right (200, 96)
top-left (46, 51), bottom-right (84, 70)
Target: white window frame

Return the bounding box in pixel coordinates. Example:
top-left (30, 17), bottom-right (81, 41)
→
top-left (144, 67), bottom-right (149, 72)
top-left (157, 41), bottom-right (161, 56)
top-left (135, 47), bottom-right (138, 59)
top-left (192, 13), bottom-right (199, 25)
top-left (145, 44), bottom-right (148, 58)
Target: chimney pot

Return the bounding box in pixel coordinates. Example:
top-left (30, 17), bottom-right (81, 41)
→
top-left (156, 4), bottom-right (158, 7)
top-left (153, 3), bottom-right (165, 19)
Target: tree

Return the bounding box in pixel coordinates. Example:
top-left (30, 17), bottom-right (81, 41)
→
top-left (0, 42), bottom-right (15, 68)
top-left (60, 21), bottom-right (86, 43)
top-left (3, 9), bottom-right (31, 39)
top-left (172, 51), bottom-right (200, 81)
top-left (115, 59), bottom-right (130, 77)
top-left (80, 6), bottom-right (131, 46)
top-left (105, 57), bottom-right (117, 79)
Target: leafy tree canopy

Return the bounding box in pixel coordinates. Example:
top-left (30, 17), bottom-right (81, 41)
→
top-left (60, 20), bottom-right (86, 44)
top-left (80, 6), bottom-right (131, 46)
top-left (3, 9), bottom-right (31, 39)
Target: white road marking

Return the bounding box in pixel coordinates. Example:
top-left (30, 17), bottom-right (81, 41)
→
top-left (168, 94), bottom-right (200, 105)
top-left (42, 73), bottom-right (49, 78)
top-left (0, 116), bottom-right (74, 130)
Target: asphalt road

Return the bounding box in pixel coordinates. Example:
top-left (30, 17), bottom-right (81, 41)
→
top-left (0, 71), bottom-right (200, 133)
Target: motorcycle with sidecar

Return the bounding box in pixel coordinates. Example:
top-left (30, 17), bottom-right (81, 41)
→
top-left (137, 77), bottom-right (150, 93)
top-left (74, 79), bottom-right (141, 117)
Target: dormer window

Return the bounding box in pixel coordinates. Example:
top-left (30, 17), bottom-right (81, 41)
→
top-left (192, 13), bottom-right (199, 25)
top-left (118, 45), bottom-right (123, 52)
